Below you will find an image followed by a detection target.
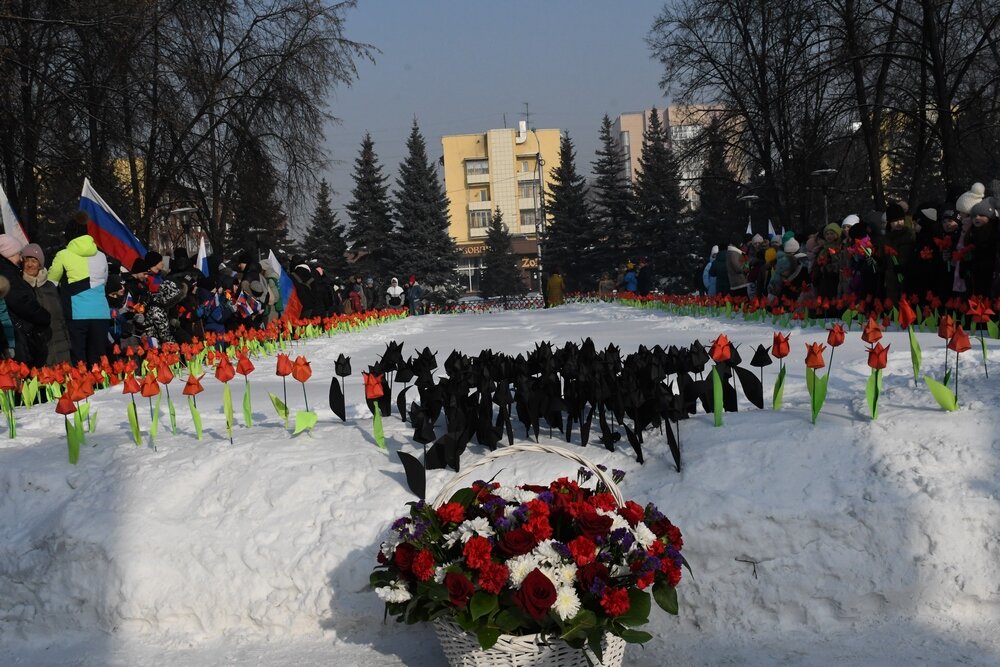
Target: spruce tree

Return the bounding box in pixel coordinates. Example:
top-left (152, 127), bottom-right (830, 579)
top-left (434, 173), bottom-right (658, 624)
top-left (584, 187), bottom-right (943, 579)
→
top-left (544, 132), bottom-right (593, 290)
top-left (303, 179), bottom-right (347, 272)
top-left (591, 114), bottom-right (637, 274)
top-left (480, 206), bottom-right (522, 298)
top-left (388, 119), bottom-right (460, 290)
top-left (345, 132), bottom-right (395, 279)
top-left (697, 118), bottom-right (740, 254)
top-left (634, 109), bottom-right (687, 291)
top-left (226, 138), bottom-right (292, 259)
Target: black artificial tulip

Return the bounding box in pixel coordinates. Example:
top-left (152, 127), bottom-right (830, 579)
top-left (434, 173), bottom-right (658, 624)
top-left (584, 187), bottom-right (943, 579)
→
top-left (394, 362), bottom-right (415, 384)
top-left (727, 342), bottom-right (742, 366)
top-left (397, 451), bottom-right (426, 500)
top-left (750, 344), bottom-right (773, 368)
top-left (335, 353), bottom-right (352, 377)
top-left (688, 341), bottom-right (710, 373)
top-left (329, 376), bottom-right (346, 422)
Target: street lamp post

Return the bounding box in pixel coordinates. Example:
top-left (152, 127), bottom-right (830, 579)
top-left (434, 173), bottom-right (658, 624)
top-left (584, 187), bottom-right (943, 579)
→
top-left (737, 193), bottom-right (759, 236)
top-left (810, 165), bottom-right (838, 227)
top-left (530, 127), bottom-right (545, 292)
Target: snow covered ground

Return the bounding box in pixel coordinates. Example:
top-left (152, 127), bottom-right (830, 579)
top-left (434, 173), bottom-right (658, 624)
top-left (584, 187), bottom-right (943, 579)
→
top-left (1, 303), bottom-right (999, 666)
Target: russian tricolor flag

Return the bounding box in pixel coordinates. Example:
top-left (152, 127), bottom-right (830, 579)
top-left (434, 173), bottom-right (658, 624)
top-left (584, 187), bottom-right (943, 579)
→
top-left (79, 178), bottom-right (147, 270)
top-left (267, 249), bottom-right (302, 321)
top-left (196, 236), bottom-right (209, 276)
top-left (0, 184), bottom-right (30, 247)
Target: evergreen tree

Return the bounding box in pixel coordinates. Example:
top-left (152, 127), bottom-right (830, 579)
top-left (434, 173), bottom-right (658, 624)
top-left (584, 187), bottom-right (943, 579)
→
top-left (225, 138), bottom-right (293, 259)
top-left (480, 206), bottom-right (522, 298)
top-left (591, 114), bottom-right (637, 274)
top-left (634, 109), bottom-right (688, 291)
top-left (696, 119), bottom-right (740, 255)
top-left (388, 119), bottom-right (460, 290)
top-left (303, 179), bottom-right (347, 272)
top-left (346, 132), bottom-right (395, 278)
top-left (544, 133), bottom-right (593, 290)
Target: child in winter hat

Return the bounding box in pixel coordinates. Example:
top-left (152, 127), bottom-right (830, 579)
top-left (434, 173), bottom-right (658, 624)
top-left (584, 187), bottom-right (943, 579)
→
top-left (0, 233), bottom-right (23, 261)
top-left (956, 183), bottom-right (986, 214)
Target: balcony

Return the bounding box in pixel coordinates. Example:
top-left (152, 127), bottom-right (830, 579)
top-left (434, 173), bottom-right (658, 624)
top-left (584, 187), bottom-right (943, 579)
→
top-left (466, 172), bottom-right (489, 185)
top-left (468, 200), bottom-right (492, 211)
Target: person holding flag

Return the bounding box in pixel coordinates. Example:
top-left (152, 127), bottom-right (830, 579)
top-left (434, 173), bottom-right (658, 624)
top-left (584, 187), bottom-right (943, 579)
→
top-left (47, 213), bottom-right (110, 366)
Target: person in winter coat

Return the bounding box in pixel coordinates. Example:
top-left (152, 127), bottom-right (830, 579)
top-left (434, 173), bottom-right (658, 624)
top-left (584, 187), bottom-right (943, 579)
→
top-left (702, 246), bottom-right (719, 296)
top-left (291, 264), bottom-right (318, 319)
top-left (636, 258), bottom-right (654, 296)
top-left (385, 277), bottom-right (405, 308)
top-left (0, 235), bottom-right (51, 366)
top-left (546, 268), bottom-right (566, 307)
top-left (363, 276), bottom-right (381, 311)
top-left (620, 263), bottom-right (638, 293)
top-left (598, 272), bottom-right (615, 296)
top-left (882, 202), bottom-right (915, 301)
top-left (708, 243), bottom-right (729, 294)
top-left (406, 276), bottom-right (423, 315)
top-left (21, 243), bottom-right (71, 366)
top-left (967, 198), bottom-right (999, 297)
top-left (348, 282), bottom-right (363, 314)
top-left (0, 276), bottom-right (13, 357)
top-left (726, 238), bottom-right (749, 296)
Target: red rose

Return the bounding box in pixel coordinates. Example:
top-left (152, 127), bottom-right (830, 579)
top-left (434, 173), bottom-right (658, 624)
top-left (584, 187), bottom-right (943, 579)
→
top-left (412, 549), bottom-right (435, 582)
top-left (576, 562), bottom-right (609, 593)
top-left (444, 571), bottom-right (475, 608)
top-left (393, 543), bottom-right (416, 573)
top-left (513, 569), bottom-right (557, 621)
top-left (436, 502), bottom-right (465, 525)
top-left (600, 587), bottom-right (630, 617)
top-left (463, 535), bottom-right (492, 570)
top-left (498, 527), bottom-right (537, 557)
top-left (567, 535), bottom-right (597, 566)
top-left (576, 509), bottom-right (614, 540)
top-left (478, 561), bottom-right (509, 594)
top-left (588, 493), bottom-right (618, 512)
top-left (618, 500), bottom-right (645, 528)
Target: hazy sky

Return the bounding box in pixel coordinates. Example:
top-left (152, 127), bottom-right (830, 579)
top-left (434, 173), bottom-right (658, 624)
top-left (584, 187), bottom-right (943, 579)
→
top-left (320, 0), bottom-right (669, 220)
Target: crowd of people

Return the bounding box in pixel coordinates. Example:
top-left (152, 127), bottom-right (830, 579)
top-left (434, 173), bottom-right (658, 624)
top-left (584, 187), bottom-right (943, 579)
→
top-left (0, 214), bottom-right (424, 370)
top-left (703, 182), bottom-right (1000, 308)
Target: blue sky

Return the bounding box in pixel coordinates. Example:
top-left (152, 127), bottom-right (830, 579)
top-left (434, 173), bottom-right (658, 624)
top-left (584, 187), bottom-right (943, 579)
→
top-left (320, 0), bottom-right (669, 218)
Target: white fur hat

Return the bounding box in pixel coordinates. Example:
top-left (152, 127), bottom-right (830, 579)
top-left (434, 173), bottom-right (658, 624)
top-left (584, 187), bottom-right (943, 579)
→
top-left (956, 182), bottom-right (986, 214)
top-left (841, 214), bottom-right (859, 228)
top-left (783, 238), bottom-right (800, 254)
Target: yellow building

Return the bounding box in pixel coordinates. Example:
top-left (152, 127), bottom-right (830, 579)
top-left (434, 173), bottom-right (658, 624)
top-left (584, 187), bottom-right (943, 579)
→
top-left (442, 123), bottom-right (561, 293)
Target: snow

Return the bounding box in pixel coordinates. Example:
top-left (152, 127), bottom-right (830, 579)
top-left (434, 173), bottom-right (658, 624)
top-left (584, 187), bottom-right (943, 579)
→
top-left (2, 303), bottom-right (999, 666)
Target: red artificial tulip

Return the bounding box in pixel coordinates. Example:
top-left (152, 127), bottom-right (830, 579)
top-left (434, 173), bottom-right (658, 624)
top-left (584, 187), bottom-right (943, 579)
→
top-left (867, 342), bottom-right (890, 370)
top-left (291, 356), bottom-right (312, 383)
top-left (0, 372), bottom-right (17, 391)
top-left (948, 326), bottom-right (972, 353)
top-left (897, 298), bottom-right (917, 329)
top-left (122, 373), bottom-right (141, 395)
top-left (937, 314), bottom-right (956, 340)
top-left (183, 374), bottom-right (205, 396)
top-left (215, 356), bottom-right (236, 383)
top-left (771, 332), bottom-right (790, 359)
top-left (156, 362), bottom-right (174, 385)
top-left (363, 372), bottom-right (385, 400)
top-left (236, 353), bottom-right (255, 377)
top-left (276, 353), bottom-right (292, 377)
top-left (140, 373), bottom-right (161, 398)
top-left (708, 334), bottom-right (731, 363)
top-left (826, 323), bottom-right (846, 347)
top-left (805, 342), bottom-right (827, 369)
top-left (861, 317), bottom-right (883, 344)
top-left (55, 393), bottom-right (77, 415)
top-left (967, 296), bottom-right (995, 324)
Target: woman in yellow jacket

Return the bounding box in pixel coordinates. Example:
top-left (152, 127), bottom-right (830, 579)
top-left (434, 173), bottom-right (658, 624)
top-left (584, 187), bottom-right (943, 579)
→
top-left (545, 268), bottom-right (565, 307)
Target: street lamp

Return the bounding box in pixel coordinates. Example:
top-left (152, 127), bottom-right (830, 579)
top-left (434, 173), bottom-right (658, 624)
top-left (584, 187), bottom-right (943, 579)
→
top-left (810, 164), bottom-right (838, 227)
top-left (737, 192), bottom-right (759, 236)
top-left (530, 127), bottom-right (545, 291)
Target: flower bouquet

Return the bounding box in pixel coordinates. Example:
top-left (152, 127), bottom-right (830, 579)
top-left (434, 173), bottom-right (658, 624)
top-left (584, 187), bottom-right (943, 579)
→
top-left (370, 444), bottom-right (685, 667)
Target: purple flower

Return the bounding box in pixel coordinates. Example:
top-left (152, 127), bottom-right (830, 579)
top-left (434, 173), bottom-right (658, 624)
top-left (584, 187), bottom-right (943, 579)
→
top-left (611, 528), bottom-right (634, 551)
top-left (391, 516), bottom-right (410, 532)
top-left (551, 541), bottom-right (571, 559)
top-left (537, 491), bottom-right (555, 504)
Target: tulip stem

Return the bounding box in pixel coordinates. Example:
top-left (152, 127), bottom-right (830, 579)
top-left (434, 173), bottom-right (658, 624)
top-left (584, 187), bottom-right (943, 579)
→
top-left (282, 376), bottom-right (287, 413)
top-left (302, 383), bottom-right (310, 412)
top-left (955, 355), bottom-right (960, 406)
top-left (980, 330), bottom-right (988, 379)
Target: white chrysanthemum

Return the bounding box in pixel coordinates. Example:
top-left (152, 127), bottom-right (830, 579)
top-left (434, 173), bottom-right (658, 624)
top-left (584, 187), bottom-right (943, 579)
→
top-left (597, 508), bottom-right (631, 534)
top-left (633, 522), bottom-right (656, 549)
top-left (507, 554), bottom-right (541, 588)
top-left (379, 537), bottom-right (400, 560)
top-left (457, 517), bottom-right (494, 542)
top-left (533, 540), bottom-right (562, 564)
top-left (442, 530), bottom-right (461, 548)
top-left (496, 485), bottom-right (536, 503)
top-left (553, 562), bottom-right (578, 587)
top-left (553, 587), bottom-right (582, 621)
top-left (610, 562), bottom-right (630, 578)
top-left (375, 580), bottom-right (412, 603)
top-left (433, 562), bottom-right (457, 584)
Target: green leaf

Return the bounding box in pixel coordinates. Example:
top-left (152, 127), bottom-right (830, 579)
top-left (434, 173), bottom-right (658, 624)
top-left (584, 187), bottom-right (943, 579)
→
top-left (242, 383), bottom-right (253, 428)
top-left (989, 320), bottom-right (999, 340)
top-left (293, 410), bottom-right (318, 435)
top-left (865, 371), bottom-right (880, 420)
top-left (908, 327), bottom-right (922, 384)
top-left (223, 383), bottom-right (234, 439)
top-left (373, 401), bottom-right (386, 448)
top-left (188, 397), bottom-right (203, 440)
top-left (943, 369), bottom-right (952, 387)
top-left (65, 417), bottom-right (80, 465)
top-left (923, 375), bottom-right (957, 411)
top-left (469, 592), bottom-right (498, 621)
top-left (772, 365), bottom-right (786, 410)
top-left (167, 395), bottom-right (177, 434)
top-left (150, 395), bottom-right (162, 441)
top-left (448, 488), bottom-right (477, 507)
top-left (617, 628), bottom-right (653, 644)
top-left (616, 588), bottom-right (651, 627)
top-left (127, 401), bottom-right (142, 445)
top-left (269, 392), bottom-right (289, 424)
top-left (711, 366), bottom-right (723, 427)
top-left (981, 333), bottom-right (989, 365)
top-left (652, 580), bottom-right (679, 615)
top-left (89, 408), bottom-right (98, 434)
top-left (475, 626), bottom-right (501, 650)
top-left (21, 377), bottom-right (39, 408)
top-left (494, 609), bottom-right (523, 633)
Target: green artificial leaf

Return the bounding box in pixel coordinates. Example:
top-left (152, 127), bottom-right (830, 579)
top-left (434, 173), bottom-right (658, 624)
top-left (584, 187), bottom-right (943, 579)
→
top-left (167, 397), bottom-right (177, 434)
top-left (223, 383), bottom-right (234, 439)
top-left (51, 382), bottom-right (62, 398)
top-left (127, 401), bottom-right (142, 445)
top-left (242, 383), bottom-right (253, 428)
top-left (943, 369), bottom-right (952, 387)
top-left (652, 580), bottom-right (679, 615)
top-left (617, 628), bottom-right (654, 644)
top-left (711, 366), bottom-right (723, 427)
top-left (188, 397), bottom-right (203, 440)
top-left (89, 408), bottom-right (98, 434)
top-left (865, 371), bottom-right (880, 420)
top-left (448, 487), bottom-right (477, 507)
top-left (293, 410), bottom-right (318, 435)
top-left (588, 632), bottom-right (605, 663)
top-left (470, 592), bottom-right (498, 621)
top-left (475, 626), bottom-right (501, 651)
top-left (989, 320), bottom-right (999, 340)
top-left (65, 417), bottom-right (80, 464)
top-left (616, 588), bottom-right (651, 627)
top-left (150, 394), bottom-right (162, 441)
top-left (923, 376), bottom-right (957, 411)
top-left (981, 333), bottom-right (989, 365)
top-left (21, 377), bottom-right (39, 408)
top-left (908, 327), bottom-right (922, 384)
top-left (269, 392), bottom-right (289, 425)
top-left (842, 308), bottom-right (855, 325)
top-left (772, 365), bottom-right (786, 410)
top-left (373, 401), bottom-right (386, 448)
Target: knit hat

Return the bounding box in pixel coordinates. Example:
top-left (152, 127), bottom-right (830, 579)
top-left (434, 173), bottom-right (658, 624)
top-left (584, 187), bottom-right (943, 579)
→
top-left (710, 245), bottom-right (719, 257)
top-left (769, 234), bottom-right (781, 247)
top-left (105, 276), bottom-right (124, 293)
top-left (391, 277), bottom-right (399, 285)
top-left (919, 208), bottom-right (937, 222)
top-left (0, 233), bottom-right (22, 259)
top-left (886, 202), bottom-right (906, 223)
top-left (750, 234), bottom-right (764, 245)
top-left (21, 243), bottom-right (44, 264)
top-left (764, 247), bottom-right (778, 264)
top-left (409, 275), bottom-right (416, 284)
top-left (970, 197), bottom-right (998, 221)
top-left (823, 223), bottom-right (842, 237)
top-left (782, 230), bottom-right (795, 244)
top-left (145, 251), bottom-right (164, 267)
top-left (956, 183), bottom-right (986, 214)
top-left (783, 238), bottom-right (800, 254)
top-left (626, 261), bottom-right (635, 270)
top-left (841, 214), bottom-right (859, 229)
top-left (131, 257), bottom-right (148, 274)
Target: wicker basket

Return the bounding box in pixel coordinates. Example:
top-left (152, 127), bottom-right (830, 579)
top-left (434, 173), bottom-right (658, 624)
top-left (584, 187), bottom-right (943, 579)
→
top-left (430, 443), bottom-right (627, 667)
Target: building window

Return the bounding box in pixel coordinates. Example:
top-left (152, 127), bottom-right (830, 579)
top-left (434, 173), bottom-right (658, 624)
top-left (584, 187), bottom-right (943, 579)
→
top-left (469, 210), bottom-right (491, 229)
top-left (518, 182), bottom-right (540, 200)
top-left (466, 159), bottom-right (489, 176)
top-left (520, 160), bottom-right (531, 173)
top-left (475, 188), bottom-right (490, 202)
top-left (520, 209), bottom-right (538, 228)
